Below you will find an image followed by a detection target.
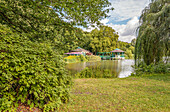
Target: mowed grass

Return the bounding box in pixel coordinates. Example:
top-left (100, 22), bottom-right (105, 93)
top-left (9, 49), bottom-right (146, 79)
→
top-left (59, 74), bottom-right (170, 112)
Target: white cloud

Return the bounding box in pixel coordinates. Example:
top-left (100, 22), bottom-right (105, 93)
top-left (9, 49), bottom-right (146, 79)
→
top-left (106, 0), bottom-right (150, 42)
top-left (121, 16), bottom-right (139, 36)
top-left (109, 0), bottom-right (150, 21)
top-left (108, 16), bottom-right (139, 43)
top-left (100, 18), bottom-right (110, 25)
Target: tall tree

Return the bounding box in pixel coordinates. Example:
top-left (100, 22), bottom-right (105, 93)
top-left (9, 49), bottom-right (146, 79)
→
top-left (131, 38), bottom-right (136, 47)
top-left (0, 0), bottom-right (113, 41)
top-left (117, 41), bottom-right (131, 51)
top-left (89, 26), bottom-right (119, 54)
top-left (0, 0), bottom-right (113, 54)
top-left (135, 0), bottom-right (170, 65)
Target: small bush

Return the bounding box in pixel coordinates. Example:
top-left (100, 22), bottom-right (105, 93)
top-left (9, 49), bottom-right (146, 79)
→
top-left (154, 62), bottom-right (170, 73)
top-left (64, 55), bottom-right (87, 63)
top-left (64, 56), bottom-right (78, 63)
top-left (79, 55), bottom-right (87, 62)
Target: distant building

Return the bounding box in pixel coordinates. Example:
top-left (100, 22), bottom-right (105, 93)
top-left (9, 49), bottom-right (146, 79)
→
top-left (110, 48), bottom-right (125, 59)
top-left (97, 48), bottom-right (125, 60)
top-left (64, 47), bottom-right (93, 56)
top-left (64, 52), bottom-right (83, 56)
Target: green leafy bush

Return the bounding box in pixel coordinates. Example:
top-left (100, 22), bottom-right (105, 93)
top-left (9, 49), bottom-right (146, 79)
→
top-left (75, 67), bottom-right (93, 78)
top-left (132, 61), bottom-right (170, 76)
top-left (125, 49), bottom-right (133, 59)
top-left (0, 25), bottom-right (72, 111)
top-left (79, 55), bottom-right (87, 62)
top-left (64, 55), bottom-right (87, 63)
top-left (154, 62), bottom-right (170, 73)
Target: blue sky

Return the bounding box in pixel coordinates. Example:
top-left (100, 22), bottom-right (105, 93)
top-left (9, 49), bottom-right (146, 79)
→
top-left (107, 18), bottom-right (132, 25)
top-left (83, 0), bottom-right (151, 43)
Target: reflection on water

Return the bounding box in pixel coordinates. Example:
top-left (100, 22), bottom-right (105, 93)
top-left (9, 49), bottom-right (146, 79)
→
top-left (66, 59), bottom-right (134, 78)
top-left (118, 60), bottom-right (134, 78)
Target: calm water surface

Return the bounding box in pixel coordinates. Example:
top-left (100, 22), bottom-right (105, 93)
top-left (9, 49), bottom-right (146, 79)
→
top-left (66, 59), bottom-right (134, 78)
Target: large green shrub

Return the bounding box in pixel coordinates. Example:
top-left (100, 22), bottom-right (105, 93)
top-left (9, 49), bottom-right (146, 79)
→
top-left (132, 62), bottom-right (170, 76)
top-left (0, 25), bottom-right (72, 111)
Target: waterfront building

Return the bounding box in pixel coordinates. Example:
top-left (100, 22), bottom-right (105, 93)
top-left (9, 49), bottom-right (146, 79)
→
top-left (97, 48), bottom-right (125, 60)
top-left (64, 47), bottom-right (93, 56)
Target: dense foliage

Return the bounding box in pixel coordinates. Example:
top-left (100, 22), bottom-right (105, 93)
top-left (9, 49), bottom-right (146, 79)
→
top-left (0, 0), bottom-right (114, 54)
top-left (89, 26), bottom-right (119, 54)
top-left (132, 62), bottom-right (170, 76)
top-left (117, 41), bottom-right (134, 59)
top-left (135, 0), bottom-right (170, 65)
top-left (0, 0), bottom-right (113, 41)
top-left (0, 0), bottom-right (114, 111)
top-left (0, 24), bottom-right (72, 111)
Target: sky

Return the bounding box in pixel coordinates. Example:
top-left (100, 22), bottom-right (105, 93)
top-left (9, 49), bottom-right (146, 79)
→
top-left (83, 0), bottom-right (151, 43)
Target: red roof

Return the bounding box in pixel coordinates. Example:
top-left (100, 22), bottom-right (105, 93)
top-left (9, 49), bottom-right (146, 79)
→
top-left (86, 52), bottom-right (93, 55)
top-left (110, 48), bottom-right (124, 53)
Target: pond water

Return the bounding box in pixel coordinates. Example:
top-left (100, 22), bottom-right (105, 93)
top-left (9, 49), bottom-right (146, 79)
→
top-left (66, 59), bottom-right (134, 78)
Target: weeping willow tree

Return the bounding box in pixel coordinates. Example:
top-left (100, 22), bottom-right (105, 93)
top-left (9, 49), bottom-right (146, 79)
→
top-left (135, 0), bottom-right (170, 66)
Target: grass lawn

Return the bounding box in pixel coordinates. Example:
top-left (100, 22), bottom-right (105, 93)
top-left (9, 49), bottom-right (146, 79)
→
top-left (59, 74), bottom-right (170, 112)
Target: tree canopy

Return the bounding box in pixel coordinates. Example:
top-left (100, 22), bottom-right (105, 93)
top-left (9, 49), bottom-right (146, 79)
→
top-left (135, 0), bottom-right (170, 65)
top-left (0, 0), bottom-right (113, 40)
top-left (89, 26), bottom-right (119, 54)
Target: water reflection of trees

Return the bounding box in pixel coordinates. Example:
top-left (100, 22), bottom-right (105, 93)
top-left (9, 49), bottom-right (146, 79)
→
top-left (66, 60), bottom-right (124, 78)
top-left (98, 60), bottom-right (122, 77)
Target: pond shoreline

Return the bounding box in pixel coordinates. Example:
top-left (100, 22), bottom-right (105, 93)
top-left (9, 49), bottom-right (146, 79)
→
top-left (66, 59), bottom-right (134, 78)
